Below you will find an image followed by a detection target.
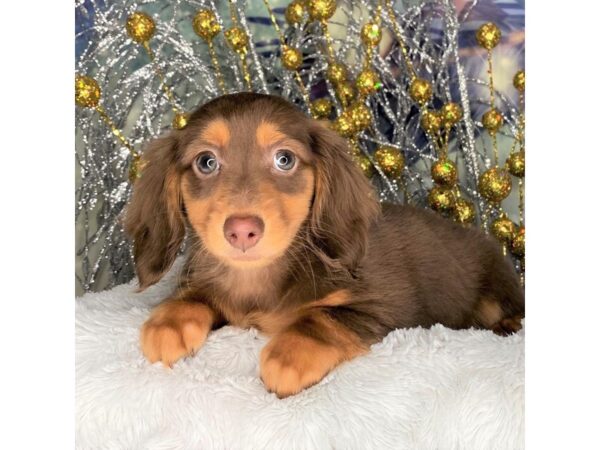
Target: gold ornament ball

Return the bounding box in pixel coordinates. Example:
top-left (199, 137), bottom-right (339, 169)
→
top-left (511, 227), bottom-right (525, 257)
top-left (478, 167), bottom-right (512, 203)
top-left (172, 112), bottom-right (189, 130)
top-left (428, 186), bottom-right (456, 212)
top-left (361, 22), bottom-right (382, 47)
top-left (126, 12), bottom-right (156, 44)
top-left (75, 75), bottom-right (101, 108)
top-left (420, 110), bottom-right (443, 135)
top-left (476, 22), bottom-right (501, 50)
top-left (225, 27), bottom-right (248, 53)
top-left (335, 81), bottom-right (355, 107)
top-left (409, 78), bottom-right (432, 106)
top-left (374, 146), bottom-right (405, 179)
top-left (327, 62), bottom-right (347, 84)
top-left (431, 160), bottom-right (458, 186)
top-left (506, 151), bottom-right (525, 178)
top-left (349, 103), bottom-right (372, 132)
top-left (356, 69), bottom-right (382, 96)
top-left (491, 215), bottom-right (516, 244)
top-left (285, 0), bottom-right (306, 25)
top-left (453, 198), bottom-right (476, 224)
top-left (310, 98), bottom-right (333, 119)
top-left (482, 108), bottom-right (504, 134)
top-left (332, 113), bottom-right (357, 137)
top-left (192, 9), bottom-right (221, 41)
top-left (513, 70), bottom-right (525, 92)
top-left (441, 102), bottom-right (463, 127)
top-left (354, 153), bottom-right (374, 178)
top-left (307, 0), bottom-right (336, 22)
top-left (282, 46), bottom-right (303, 70)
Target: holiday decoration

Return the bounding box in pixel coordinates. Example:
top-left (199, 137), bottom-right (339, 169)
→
top-left (75, 0), bottom-right (525, 294)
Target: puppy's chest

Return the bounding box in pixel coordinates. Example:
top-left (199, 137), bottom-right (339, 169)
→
top-left (210, 277), bottom-right (294, 335)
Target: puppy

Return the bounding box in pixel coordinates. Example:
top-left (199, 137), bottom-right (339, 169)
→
top-left (125, 93), bottom-right (524, 398)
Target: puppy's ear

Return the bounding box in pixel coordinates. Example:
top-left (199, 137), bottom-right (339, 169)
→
top-left (308, 121), bottom-right (380, 270)
top-left (124, 134), bottom-right (185, 290)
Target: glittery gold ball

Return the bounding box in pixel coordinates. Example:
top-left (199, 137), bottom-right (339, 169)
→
top-left (281, 46), bottom-right (303, 70)
top-left (441, 103), bottom-right (463, 127)
top-left (511, 227), bottom-right (525, 257)
top-left (192, 9), bottom-right (221, 41)
top-left (126, 12), bottom-right (156, 44)
top-left (431, 160), bottom-right (458, 186)
top-left (75, 75), bottom-right (101, 108)
top-left (513, 70), bottom-right (525, 92)
top-left (307, 0), bottom-right (336, 21)
top-left (420, 110), bottom-right (443, 135)
top-left (310, 98), bottom-right (333, 119)
top-left (348, 102), bottom-right (372, 132)
top-left (478, 167), bottom-right (512, 203)
top-left (482, 108), bottom-right (504, 134)
top-left (356, 69), bottom-right (382, 96)
top-left (335, 81), bottom-right (355, 107)
top-left (225, 27), bottom-right (248, 53)
top-left (361, 22), bottom-right (382, 47)
top-left (172, 112), bottom-right (189, 130)
top-left (354, 153), bottom-right (374, 178)
top-left (409, 78), bottom-right (432, 106)
top-left (506, 151), bottom-right (525, 178)
top-left (327, 62), bottom-right (347, 84)
top-left (332, 113), bottom-right (356, 137)
top-left (374, 146), bottom-right (405, 179)
top-left (476, 22), bottom-right (501, 50)
top-left (491, 215), bottom-right (516, 244)
top-left (453, 198), bottom-right (476, 224)
top-left (428, 186), bottom-right (456, 212)
top-left (285, 0), bottom-right (306, 25)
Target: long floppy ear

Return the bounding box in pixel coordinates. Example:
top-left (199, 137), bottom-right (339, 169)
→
top-left (308, 121), bottom-right (380, 270)
top-left (124, 134), bottom-right (185, 290)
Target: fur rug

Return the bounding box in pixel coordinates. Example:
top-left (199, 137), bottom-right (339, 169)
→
top-left (76, 260), bottom-right (524, 449)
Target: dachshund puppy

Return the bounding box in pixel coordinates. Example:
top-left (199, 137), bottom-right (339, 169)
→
top-left (125, 93), bottom-right (524, 398)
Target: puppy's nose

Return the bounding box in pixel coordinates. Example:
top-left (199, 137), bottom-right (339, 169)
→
top-left (223, 215), bottom-right (265, 251)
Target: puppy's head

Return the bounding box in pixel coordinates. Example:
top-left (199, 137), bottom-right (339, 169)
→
top-left (125, 93), bottom-right (379, 289)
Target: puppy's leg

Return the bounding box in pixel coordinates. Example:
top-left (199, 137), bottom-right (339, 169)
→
top-left (474, 297), bottom-right (523, 336)
top-left (260, 299), bottom-right (368, 398)
top-left (141, 294), bottom-right (217, 367)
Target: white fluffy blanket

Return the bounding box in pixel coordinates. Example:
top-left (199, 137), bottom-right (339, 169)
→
top-left (76, 261), bottom-right (524, 450)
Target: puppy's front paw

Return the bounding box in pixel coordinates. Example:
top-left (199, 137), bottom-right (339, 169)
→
top-left (141, 300), bottom-right (213, 367)
top-left (260, 332), bottom-right (342, 398)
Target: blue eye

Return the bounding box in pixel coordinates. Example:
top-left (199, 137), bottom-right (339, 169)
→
top-left (274, 150), bottom-right (296, 171)
top-left (195, 151), bottom-right (219, 174)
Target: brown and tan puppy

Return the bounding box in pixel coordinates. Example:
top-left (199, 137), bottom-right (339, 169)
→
top-left (125, 93), bottom-right (524, 398)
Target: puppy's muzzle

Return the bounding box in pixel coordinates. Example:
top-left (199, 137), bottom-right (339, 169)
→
top-left (223, 215), bottom-right (265, 252)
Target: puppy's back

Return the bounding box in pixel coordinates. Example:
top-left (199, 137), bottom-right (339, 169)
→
top-left (361, 204), bottom-right (524, 330)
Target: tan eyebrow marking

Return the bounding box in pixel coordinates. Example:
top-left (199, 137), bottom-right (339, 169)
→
top-left (256, 121), bottom-right (287, 149)
top-left (199, 119), bottom-right (230, 148)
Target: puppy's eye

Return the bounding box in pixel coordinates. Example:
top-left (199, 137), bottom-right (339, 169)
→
top-left (273, 150), bottom-right (296, 171)
top-left (195, 151), bottom-right (219, 175)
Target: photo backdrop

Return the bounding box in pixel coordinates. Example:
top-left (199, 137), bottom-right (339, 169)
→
top-left (75, 0), bottom-right (525, 295)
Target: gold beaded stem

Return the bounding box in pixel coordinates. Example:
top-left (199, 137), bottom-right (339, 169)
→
top-left (320, 20), bottom-right (337, 63)
top-left (262, 0), bottom-right (313, 113)
top-left (207, 41), bottom-right (226, 94)
top-left (226, 0), bottom-right (252, 90)
top-left (95, 105), bottom-right (137, 156)
top-left (486, 51), bottom-right (499, 165)
top-left (383, 0), bottom-right (417, 81)
top-left (518, 89), bottom-right (525, 151)
top-left (142, 41), bottom-right (182, 115)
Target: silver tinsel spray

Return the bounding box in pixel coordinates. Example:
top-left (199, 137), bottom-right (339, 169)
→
top-left (76, 0), bottom-right (525, 294)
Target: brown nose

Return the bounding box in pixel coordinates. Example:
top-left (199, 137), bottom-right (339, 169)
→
top-left (223, 215), bottom-right (265, 251)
